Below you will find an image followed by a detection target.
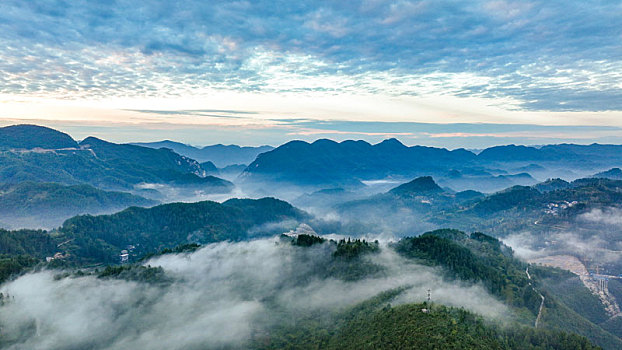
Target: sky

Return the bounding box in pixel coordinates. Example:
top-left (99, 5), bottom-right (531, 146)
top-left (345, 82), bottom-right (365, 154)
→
top-left (0, 0), bottom-right (621, 147)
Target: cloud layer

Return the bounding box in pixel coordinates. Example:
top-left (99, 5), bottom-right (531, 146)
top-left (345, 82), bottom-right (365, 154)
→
top-left (0, 237), bottom-right (507, 349)
top-left (1, 0), bottom-right (621, 112)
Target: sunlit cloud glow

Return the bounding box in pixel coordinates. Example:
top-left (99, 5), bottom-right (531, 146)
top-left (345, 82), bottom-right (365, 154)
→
top-left (0, 1), bottom-right (621, 146)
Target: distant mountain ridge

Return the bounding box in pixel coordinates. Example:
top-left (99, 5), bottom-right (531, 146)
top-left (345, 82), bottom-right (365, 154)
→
top-left (594, 167), bottom-right (622, 180)
top-left (132, 140), bottom-right (273, 167)
top-left (6, 124), bottom-right (622, 196)
top-left (0, 181), bottom-right (156, 229)
top-left (0, 125), bottom-right (233, 194)
top-left (241, 139), bottom-right (622, 191)
top-left (241, 138), bottom-right (474, 189)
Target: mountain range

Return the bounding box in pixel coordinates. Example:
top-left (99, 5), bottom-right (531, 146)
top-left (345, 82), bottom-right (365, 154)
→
top-left (240, 138), bottom-right (622, 193)
top-left (315, 174), bottom-right (622, 256)
top-left (0, 125), bottom-right (239, 228)
top-left (133, 140), bottom-right (273, 167)
top-left (7, 125), bottom-right (622, 197)
top-left (0, 125), bottom-right (233, 193)
top-left (0, 164), bottom-right (621, 348)
top-left (6, 124), bottom-right (622, 232)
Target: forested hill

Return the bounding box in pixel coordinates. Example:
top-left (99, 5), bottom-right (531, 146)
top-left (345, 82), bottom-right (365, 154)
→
top-left (1, 231), bottom-right (604, 350)
top-left (333, 175), bottom-right (622, 238)
top-left (388, 176), bottom-right (444, 196)
top-left (425, 177), bottom-right (622, 236)
top-left (0, 124), bottom-right (78, 150)
top-left (393, 229), bottom-right (622, 350)
top-left (469, 177), bottom-right (622, 216)
top-left (394, 229), bottom-right (535, 312)
top-left (0, 181), bottom-right (157, 229)
top-left (0, 125), bottom-right (233, 192)
top-left (59, 197), bottom-right (307, 263)
top-left (0, 197), bottom-right (307, 283)
top-left (260, 299), bottom-right (600, 350)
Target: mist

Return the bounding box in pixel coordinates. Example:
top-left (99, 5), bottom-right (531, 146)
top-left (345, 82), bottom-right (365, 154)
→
top-left (0, 236), bottom-right (508, 350)
top-left (579, 207), bottom-right (622, 228)
top-left (503, 207), bottom-right (622, 268)
top-left (133, 182), bottom-right (250, 203)
top-left (0, 204), bottom-right (155, 231)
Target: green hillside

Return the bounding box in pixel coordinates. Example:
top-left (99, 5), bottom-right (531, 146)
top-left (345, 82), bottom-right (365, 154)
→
top-left (392, 229), bottom-right (622, 349)
top-left (0, 198), bottom-right (306, 282)
top-left (0, 181), bottom-right (157, 228)
top-left (394, 229), bottom-right (538, 314)
top-left (256, 288), bottom-right (599, 350)
top-left (0, 228), bottom-right (58, 283)
top-left (0, 124), bottom-right (78, 150)
top-left (0, 125), bottom-right (233, 193)
top-left (58, 197), bottom-right (306, 263)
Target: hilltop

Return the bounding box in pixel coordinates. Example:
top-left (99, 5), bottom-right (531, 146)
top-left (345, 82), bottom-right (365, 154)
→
top-left (0, 125), bottom-right (233, 195)
top-left (0, 124), bottom-right (78, 150)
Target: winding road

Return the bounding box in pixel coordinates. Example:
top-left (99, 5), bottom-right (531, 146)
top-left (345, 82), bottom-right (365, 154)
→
top-left (526, 267), bottom-right (545, 328)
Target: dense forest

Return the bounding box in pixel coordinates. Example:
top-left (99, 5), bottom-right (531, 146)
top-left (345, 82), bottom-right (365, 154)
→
top-left (0, 177), bottom-right (620, 349)
top-left (254, 288), bottom-right (599, 350)
top-left (1, 226), bottom-right (618, 349)
top-left (0, 198), bottom-right (305, 282)
top-left (392, 229), bottom-right (622, 349)
top-left (394, 229), bottom-right (538, 312)
top-left (59, 197), bottom-right (306, 263)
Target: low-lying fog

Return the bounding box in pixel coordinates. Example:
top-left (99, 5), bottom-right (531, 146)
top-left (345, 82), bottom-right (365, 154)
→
top-left (502, 207), bottom-right (622, 271)
top-left (0, 236), bottom-right (507, 350)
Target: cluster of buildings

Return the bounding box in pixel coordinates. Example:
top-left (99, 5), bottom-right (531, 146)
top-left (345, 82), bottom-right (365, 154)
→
top-left (543, 201), bottom-right (578, 215)
top-left (120, 245), bottom-right (136, 264)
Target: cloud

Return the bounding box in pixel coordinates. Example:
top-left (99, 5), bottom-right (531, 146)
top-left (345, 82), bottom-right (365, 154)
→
top-left (579, 207), bottom-right (622, 227)
top-left (502, 231), bottom-right (546, 260)
top-left (0, 1), bottom-right (620, 112)
top-left (123, 109), bottom-right (255, 119)
top-left (0, 236), bottom-right (508, 349)
top-left (504, 228), bottom-right (622, 264)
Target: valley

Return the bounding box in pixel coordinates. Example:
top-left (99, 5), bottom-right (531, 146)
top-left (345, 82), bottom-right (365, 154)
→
top-left (1, 125), bottom-right (622, 349)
